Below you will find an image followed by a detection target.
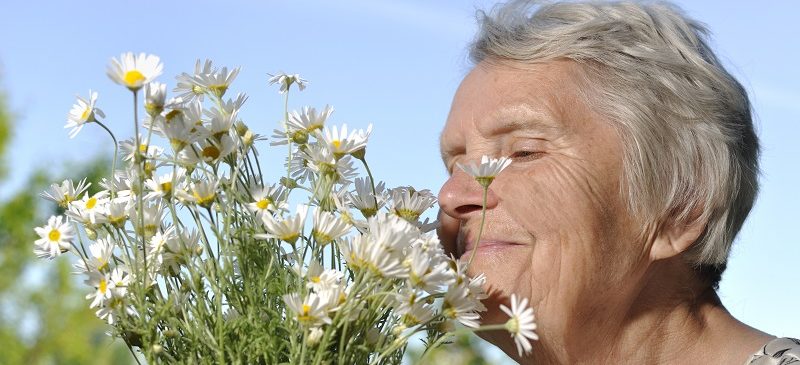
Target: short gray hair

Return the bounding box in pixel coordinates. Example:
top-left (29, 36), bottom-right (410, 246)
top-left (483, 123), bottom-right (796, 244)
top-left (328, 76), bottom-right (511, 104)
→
top-left (470, 0), bottom-right (759, 284)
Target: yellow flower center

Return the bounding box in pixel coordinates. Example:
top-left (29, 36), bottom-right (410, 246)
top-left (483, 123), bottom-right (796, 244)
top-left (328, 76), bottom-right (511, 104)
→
top-left (311, 276), bottom-right (321, 283)
top-left (331, 140), bottom-right (342, 150)
top-left (160, 182), bottom-right (173, 193)
top-left (165, 109), bottom-right (182, 122)
top-left (302, 304), bottom-right (311, 315)
top-left (99, 279), bottom-right (108, 294)
top-left (86, 197), bottom-right (97, 210)
top-left (80, 107), bottom-right (92, 121)
top-left (202, 145), bottom-right (220, 160)
top-left (256, 199), bottom-right (270, 210)
top-left (123, 70), bottom-right (146, 87)
top-left (48, 229), bottom-right (61, 241)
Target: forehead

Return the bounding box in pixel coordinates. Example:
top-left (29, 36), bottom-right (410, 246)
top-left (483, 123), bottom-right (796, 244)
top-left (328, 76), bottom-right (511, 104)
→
top-left (440, 60), bottom-right (584, 151)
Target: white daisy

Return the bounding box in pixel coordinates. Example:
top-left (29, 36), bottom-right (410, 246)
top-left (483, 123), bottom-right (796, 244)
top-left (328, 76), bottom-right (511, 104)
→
top-left (107, 52), bottom-right (163, 91)
top-left (267, 72), bottom-right (308, 94)
top-left (348, 177), bottom-right (386, 218)
top-left (174, 59), bottom-right (214, 102)
top-left (316, 123), bottom-right (372, 157)
top-left (161, 228), bottom-right (202, 275)
top-left (305, 260), bottom-right (344, 292)
top-left (69, 190), bottom-right (110, 225)
top-left (441, 283), bottom-right (483, 328)
top-left (144, 82), bottom-right (168, 116)
top-left (457, 155), bottom-right (512, 188)
top-left (245, 183), bottom-right (287, 220)
top-left (283, 292), bottom-right (332, 327)
top-left (500, 294), bottom-right (539, 356)
top-left (105, 197), bottom-right (130, 228)
top-left (180, 178), bottom-right (218, 208)
top-left (405, 245), bottom-right (454, 293)
top-left (389, 186), bottom-right (437, 223)
top-left (74, 237), bottom-right (115, 274)
top-left (192, 66), bottom-right (241, 98)
top-left (338, 234), bottom-right (407, 279)
top-left (33, 215), bottom-right (74, 259)
top-left (119, 134), bottom-right (164, 162)
top-left (311, 208), bottom-right (351, 245)
top-left (130, 200), bottom-right (165, 238)
top-left (65, 90), bottom-right (105, 138)
top-left (255, 205), bottom-right (309, 245)
top-left (198, 134), bottom-right (236, 165)
top-left (40, 178), bottom-right (91, 209)
top-left (144, 168), bottom-right (185, 200)
top-left (85, 270), bottom-right (115, 308)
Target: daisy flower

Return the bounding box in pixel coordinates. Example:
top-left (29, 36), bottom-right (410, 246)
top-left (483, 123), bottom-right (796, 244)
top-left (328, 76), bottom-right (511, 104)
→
top-left (348, 177), bottom-right (386, 218)
top-left (144, 82), bottom-right (168, 116)
top-left (283, 292), bottom-right (332, 327)
top-left (338, 234), bottom-right (407, 279)
top-left (40, 178), bottom-right (91, 209)
top-left (107, 52), bottom-right (163, 91)
top-left (65, 90), bottom-right (105, 138)
top-left (33, 215), bottom-right (74, 259)
top-left (119, 134), bottom-right (164, 162)
top-left (389, 186), bottom-right (437, 222)
top-left (305, 260), bottom-right (344, 292)
top-left (405, 245), bottom-right (454, 293)
top-left (255, 205), bottom-right (309, 245)
top-left (267, 72), bottom-right (308, 94)
top-left (174, 59), bottom-right (214, 102)
top-left (69, 190), bottom-right (110, 225)
top-left (316, 123), bottom-right (372, 158)
top-left (74, 237), bottom-right (115, 274)
top-left (457, 155), bottom-right (512, 188)
top-left (441, 283), bottom-right (484, 328)
top-left (144, 169), bottom-right (185, 200)
top-left (105, 197), bottom-right (130, 228)
top-left (311, 208), bottom-right (351, 245)
top-left (183, 178), bottom-right (218, 208)
top-left (500, 294), bottom-right (539, 356)
top-left (197, 134), bottom-right (236, 165)
top-left (85, 270), bottom-right (115, 308)
top-left (130, 201), bottom-right (165, 238)
top-left (245, 183), bottom-right (287, 220)
top-left (192, 66), bottom-right (241, 98)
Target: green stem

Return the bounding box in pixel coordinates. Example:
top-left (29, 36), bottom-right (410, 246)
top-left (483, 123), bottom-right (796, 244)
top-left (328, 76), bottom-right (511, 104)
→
top-left (466, 187), bottom-right (488, 268)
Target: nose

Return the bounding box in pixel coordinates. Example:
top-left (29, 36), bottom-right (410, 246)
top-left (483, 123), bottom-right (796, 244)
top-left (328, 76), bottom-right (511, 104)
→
top-left (438, 168), bottom-right (499, 220)
top-left (438, 168), bottom-right (500, 256)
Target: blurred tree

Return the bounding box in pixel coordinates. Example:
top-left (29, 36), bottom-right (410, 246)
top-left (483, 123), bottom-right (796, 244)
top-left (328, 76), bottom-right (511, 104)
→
top-left (0, 76), bottom-right (132, 364)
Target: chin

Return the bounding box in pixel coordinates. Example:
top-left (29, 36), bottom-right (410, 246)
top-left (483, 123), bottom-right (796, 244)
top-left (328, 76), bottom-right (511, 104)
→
top-left (461, 245), bottom-right (535, 325)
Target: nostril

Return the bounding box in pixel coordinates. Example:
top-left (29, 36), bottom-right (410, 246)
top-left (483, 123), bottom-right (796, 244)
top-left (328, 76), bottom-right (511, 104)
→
top-left (455, 204), bottom-right (483, 216)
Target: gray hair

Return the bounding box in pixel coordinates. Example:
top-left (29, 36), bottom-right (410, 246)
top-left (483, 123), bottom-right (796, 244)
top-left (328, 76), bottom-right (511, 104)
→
top-left (470, 0), bottom-right (759, 284)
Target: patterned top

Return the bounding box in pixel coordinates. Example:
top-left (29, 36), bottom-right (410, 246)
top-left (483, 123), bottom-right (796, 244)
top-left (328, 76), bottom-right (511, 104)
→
top-left (747, 338), bottom-right (800, 365)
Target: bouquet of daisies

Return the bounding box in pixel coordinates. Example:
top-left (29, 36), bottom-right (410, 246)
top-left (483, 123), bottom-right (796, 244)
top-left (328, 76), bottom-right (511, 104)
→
top-left (32, 52), bottom-right (537, 364)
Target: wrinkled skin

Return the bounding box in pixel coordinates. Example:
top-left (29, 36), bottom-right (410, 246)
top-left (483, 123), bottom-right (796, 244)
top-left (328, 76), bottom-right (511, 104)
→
top-left (437, 60), bottom-right (772, 364)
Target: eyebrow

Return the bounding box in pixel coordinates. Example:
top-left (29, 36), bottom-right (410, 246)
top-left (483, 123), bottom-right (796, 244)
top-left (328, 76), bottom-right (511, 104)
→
top-left (478, 103), bottom-right (558, 137)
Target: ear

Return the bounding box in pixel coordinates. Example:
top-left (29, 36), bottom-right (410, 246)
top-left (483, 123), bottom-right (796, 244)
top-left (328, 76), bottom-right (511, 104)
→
top-left (649, 216), bottom-right (707, 261)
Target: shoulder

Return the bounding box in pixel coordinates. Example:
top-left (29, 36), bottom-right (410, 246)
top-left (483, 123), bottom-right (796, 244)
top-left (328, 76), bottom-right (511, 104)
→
top-left (747, 337), bottom-right (800, 365)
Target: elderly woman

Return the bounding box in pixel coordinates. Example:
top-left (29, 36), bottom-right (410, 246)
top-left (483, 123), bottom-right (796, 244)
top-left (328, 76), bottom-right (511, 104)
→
top-left (437, 1), bottom-right (797, 364)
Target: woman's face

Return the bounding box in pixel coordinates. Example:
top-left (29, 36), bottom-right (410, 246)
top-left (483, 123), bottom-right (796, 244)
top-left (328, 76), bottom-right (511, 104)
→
top-left (438, 60), bottom-right (647, 343)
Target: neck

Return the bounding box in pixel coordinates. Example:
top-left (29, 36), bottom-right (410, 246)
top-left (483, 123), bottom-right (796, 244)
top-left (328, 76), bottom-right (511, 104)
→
top-left (483, 259), bottom-right (773, 364)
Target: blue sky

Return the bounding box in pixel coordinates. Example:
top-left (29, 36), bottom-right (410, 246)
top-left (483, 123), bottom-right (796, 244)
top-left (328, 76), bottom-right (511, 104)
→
top-left (1, 0), bottom-right (798, 361)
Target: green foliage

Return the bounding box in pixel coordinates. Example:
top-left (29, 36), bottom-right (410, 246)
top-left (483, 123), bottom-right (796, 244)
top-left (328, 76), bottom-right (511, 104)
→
top-left (0, 82), bottom-right (132, 364)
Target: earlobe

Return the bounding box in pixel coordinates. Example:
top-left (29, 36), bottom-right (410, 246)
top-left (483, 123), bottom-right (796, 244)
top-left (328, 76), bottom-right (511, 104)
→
top-left (649, 217), bottom-right (707, 261)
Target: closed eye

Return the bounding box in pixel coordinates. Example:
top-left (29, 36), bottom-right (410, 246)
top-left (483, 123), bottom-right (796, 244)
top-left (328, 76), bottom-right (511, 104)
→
top-left (510, 150), bottom-right (544, 161)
